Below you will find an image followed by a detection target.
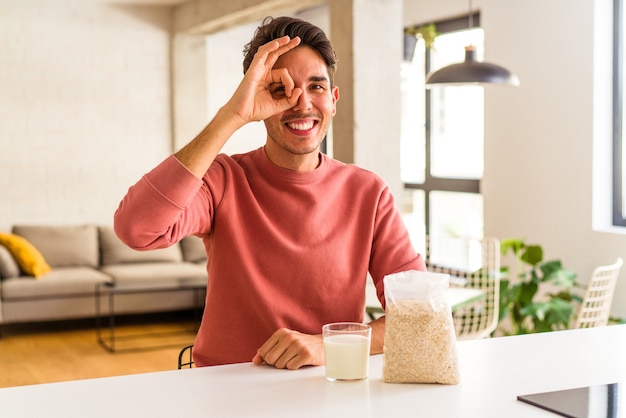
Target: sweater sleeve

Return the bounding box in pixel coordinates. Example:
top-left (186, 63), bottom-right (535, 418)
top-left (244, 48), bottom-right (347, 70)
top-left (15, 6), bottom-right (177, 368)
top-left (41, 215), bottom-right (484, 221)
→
top-left (114, 155), bottom-right (212, 250)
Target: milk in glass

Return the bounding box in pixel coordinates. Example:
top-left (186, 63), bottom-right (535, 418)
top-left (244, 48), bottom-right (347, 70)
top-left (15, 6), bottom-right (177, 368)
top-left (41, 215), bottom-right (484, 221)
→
top-left (322, 323), bottom-right (371, 381)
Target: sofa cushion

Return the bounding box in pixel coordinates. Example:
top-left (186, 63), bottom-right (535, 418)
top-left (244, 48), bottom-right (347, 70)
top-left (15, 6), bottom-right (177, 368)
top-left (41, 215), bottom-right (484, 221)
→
top-left (0, 233), bottom-right (52, 278)
top-left (1, 267), bottom-right (112, 299)
top-left (12, 224), bottom-right (99, 268)
top-left (99, 226), bottom-right (183, 266)
top-left (100, 262), bottom-right (207, 285)
top-left (0, 243), bottom-right (21, 279)
top-left (180, 235), bottom-right (207, 264)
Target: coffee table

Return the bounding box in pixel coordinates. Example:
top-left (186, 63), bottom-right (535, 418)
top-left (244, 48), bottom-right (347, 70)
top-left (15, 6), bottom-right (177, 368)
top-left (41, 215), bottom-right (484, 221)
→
top-left (95, 277), bottom-right (206, 352)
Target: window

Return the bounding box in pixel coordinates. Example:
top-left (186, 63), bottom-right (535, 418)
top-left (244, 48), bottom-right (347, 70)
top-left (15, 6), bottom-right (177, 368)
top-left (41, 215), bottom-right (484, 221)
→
top-left (401, 15), bottom-right (484, 250)
top-left (614, 0), bottom-right (626, 226)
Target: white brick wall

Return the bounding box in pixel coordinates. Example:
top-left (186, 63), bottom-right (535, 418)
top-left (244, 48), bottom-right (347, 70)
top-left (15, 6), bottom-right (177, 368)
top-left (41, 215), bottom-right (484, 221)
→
top-left (0, 1), bottom-right (173, 231)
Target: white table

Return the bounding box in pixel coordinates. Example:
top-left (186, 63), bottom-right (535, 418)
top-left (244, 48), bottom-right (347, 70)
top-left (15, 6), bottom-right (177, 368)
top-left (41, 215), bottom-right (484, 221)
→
top-left (2, 325), bottom-right (625, 417)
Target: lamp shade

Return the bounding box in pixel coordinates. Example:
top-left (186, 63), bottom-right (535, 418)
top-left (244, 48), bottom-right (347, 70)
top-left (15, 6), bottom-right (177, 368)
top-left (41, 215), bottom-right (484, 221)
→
top-left (426, 46), bottom-right (519, 87)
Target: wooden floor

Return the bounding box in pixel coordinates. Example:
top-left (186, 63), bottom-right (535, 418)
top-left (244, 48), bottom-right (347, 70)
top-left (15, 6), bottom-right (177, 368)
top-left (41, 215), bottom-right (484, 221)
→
top-left (0, 311), bottom-right (197, 388)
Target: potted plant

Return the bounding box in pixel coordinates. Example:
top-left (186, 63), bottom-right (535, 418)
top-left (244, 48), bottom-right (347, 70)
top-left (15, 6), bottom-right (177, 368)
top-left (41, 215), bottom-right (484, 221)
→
top-left (498, 238), bottom-right (582, 335)
top-left (404, 23), bottom-right (439, 61)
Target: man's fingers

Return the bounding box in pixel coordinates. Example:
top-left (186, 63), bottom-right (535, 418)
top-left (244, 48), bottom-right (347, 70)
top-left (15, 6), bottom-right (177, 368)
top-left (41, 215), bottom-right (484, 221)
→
top-left (258, 334), bottom-right (291, 366)
top-left (253, 36), bottom-right (301, 71)
top-left (251, 352), bottom-right (265, 365)
top-left (253, 329), bottom-right (324, 370)
top-left (255, 332), bottom-right (281, 363)
top-left (284, 88), bottom-right (302, 106)
top-left (269, 68), bottom-right (295, 96)
top-left (254, 328), bottom-right (298, 368)
top-left (264, 35), bottom-right (301, 57)
top-left (274, 36), bottom-right (301, 57)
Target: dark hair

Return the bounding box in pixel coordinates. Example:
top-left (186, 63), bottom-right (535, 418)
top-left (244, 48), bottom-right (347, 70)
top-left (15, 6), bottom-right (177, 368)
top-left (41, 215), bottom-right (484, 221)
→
top-left (243, 16), bottom-right (337, 84)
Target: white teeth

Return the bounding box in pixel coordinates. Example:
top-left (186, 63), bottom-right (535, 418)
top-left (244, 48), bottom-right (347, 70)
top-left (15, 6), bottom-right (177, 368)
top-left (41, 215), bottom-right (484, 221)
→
top-left (287, 121), bottom-right (314, 131)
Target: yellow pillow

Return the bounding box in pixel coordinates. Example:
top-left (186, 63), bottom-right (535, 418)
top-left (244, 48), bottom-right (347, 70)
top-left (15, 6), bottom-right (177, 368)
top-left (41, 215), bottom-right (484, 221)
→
top-left (0, 233), bottom-right (51, 278)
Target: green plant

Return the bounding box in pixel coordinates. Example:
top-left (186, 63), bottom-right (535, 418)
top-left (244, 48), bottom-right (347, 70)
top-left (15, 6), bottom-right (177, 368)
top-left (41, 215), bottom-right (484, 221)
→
top-left (498, 238), bottom-right (583, 335)
top-left (405, 23), bottom-right (439, 49)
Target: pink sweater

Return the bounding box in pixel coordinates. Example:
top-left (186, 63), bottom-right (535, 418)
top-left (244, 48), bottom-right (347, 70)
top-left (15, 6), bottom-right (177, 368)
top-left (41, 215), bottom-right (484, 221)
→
top-left (114, 148), bottom-right (425, 366)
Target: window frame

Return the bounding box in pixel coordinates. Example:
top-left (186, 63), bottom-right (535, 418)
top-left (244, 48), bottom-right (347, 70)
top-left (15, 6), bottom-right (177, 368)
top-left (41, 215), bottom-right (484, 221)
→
top-left (404, 13), bottom-right (481, 236)
top-left (613, 0), bottom-right (625, 226)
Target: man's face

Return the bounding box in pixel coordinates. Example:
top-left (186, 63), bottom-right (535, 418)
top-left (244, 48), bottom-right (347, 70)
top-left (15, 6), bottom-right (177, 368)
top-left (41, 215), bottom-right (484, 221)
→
top-left (264, 46), bottom-right (339, 158)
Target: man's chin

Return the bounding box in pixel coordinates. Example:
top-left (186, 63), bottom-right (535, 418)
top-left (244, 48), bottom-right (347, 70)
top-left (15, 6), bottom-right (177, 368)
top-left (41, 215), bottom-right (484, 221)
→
top-left (288, 145), bottom-right (321, 156)
top-left (281, 139), bottom-right (322, 155)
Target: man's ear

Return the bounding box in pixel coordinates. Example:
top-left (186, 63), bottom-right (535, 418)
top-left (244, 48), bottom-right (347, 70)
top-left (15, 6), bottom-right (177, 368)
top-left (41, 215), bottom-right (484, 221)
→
top-left (331, 85), bottom-right (339, 115)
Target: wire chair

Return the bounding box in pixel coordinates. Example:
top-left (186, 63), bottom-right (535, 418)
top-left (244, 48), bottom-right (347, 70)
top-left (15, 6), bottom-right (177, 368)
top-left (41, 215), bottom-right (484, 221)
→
top-left (177, 344), bottom-right (195, 369)
top-left (425, 235), bottom-right (501, 340)
top-left (575, 258), bottom-right (623, 329)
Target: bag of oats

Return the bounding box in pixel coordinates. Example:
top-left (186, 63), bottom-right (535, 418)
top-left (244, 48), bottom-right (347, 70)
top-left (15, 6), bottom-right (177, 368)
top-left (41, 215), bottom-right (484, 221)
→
top-left (382, 270), bottom-right (460, 384)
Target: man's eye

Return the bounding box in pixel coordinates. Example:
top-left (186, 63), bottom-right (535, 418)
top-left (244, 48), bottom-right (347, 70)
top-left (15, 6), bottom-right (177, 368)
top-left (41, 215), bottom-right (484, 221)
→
top-left (271, 86), bottom-right (286, 98)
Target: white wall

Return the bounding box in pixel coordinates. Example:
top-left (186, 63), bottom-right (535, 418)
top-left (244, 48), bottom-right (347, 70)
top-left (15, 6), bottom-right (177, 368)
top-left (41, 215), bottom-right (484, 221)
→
top-left (405, 0), bottom-right (626, 318)
top-left (0, 0), bottom-right (172, 232)
top-left (351, 0), bottom-right (404, 199)
top-left (203, 22), bottom-right (267, 156)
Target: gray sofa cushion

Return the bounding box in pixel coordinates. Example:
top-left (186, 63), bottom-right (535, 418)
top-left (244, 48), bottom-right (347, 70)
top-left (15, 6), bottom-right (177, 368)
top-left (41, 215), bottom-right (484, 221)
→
top-left (1, 267), bottom-right (112, 299)
top-left (12, 224), bottom-right (99, 268)
top-left (100, 262), bottom-right (207, 285)
top-left (0, 244), bottom-right (20, 279)
top-left (180, 235), bottom-right (207, 264)
top-left (99, 226), bottom-right (183, 266)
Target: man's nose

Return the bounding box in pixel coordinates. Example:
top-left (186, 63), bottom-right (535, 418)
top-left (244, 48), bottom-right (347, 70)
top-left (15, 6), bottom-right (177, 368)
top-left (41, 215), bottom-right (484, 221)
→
top-left (292, 90), bottom-right (312, 112)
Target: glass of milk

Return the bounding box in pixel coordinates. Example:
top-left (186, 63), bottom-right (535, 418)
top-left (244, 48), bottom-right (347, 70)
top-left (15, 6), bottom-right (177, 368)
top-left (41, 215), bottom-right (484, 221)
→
top-left (322, 322), bottom-right (371, 382)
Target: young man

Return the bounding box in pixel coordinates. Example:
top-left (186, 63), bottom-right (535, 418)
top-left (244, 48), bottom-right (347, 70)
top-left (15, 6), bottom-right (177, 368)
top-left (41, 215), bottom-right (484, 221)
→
top-left (114, 16), bottom-right (425, 369)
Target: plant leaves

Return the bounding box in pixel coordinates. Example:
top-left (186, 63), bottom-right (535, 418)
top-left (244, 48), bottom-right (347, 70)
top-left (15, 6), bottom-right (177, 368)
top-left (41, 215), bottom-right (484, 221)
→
top-left (545, 268), bottom-right (577, 287)
top-left (521, 245), bottom-right (543, 266)
top-left (498, 237), bottom-right (580, 335)
top-left (511, 281), bottom-right (538, 306)
top-left (539, 260), bottom-right (563, 277)
top-left (500, 238), bottom-right (525, 256)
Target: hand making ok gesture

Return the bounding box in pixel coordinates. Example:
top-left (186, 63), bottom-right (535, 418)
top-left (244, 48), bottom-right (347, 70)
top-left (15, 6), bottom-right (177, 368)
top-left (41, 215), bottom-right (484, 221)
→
top-left (226, 35), bottom-right (303, 125)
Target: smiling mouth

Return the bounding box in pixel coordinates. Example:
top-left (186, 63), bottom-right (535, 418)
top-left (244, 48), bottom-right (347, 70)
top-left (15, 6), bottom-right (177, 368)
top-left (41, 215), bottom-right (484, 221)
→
top-left (286, 120), bottom-right (315, 131)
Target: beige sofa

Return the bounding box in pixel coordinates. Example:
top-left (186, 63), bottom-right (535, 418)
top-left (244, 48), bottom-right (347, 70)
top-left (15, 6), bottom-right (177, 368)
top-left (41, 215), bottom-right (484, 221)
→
top-left (0, 224), bottom-right (207, 327)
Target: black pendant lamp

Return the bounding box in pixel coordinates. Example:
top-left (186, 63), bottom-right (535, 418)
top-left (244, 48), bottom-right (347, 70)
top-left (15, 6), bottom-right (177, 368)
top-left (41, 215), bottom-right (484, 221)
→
top-left (425, 1), bottom-right (519, 88)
